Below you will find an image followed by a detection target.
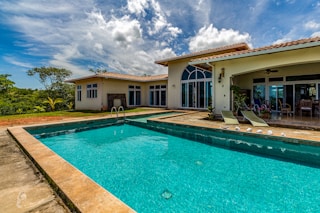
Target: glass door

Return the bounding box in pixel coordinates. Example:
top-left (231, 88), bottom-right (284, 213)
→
top-left (269, 85), bottom-right (283, 111)
top-left (269, 84), bottom-right (294, 112)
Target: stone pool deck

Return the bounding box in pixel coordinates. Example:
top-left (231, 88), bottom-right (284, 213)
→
top-left (0, 127), bottom-right (70, 213)
top-left (2, 110), bottom-right (320, 212)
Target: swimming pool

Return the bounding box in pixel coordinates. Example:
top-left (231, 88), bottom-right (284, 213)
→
top-left (36, 123), bottom-right (320, 212)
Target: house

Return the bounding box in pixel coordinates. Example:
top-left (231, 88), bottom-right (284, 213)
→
top-left (65, 72), bottom-right (168, 111)
top-left (67, 37), bottom-right (320, 114)
top-left (188, 37), bottom-right (320, 114)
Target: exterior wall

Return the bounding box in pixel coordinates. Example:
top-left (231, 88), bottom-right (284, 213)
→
top-left (167, 60), bottom-right (191, 109)
top-left (74, 78), bottom-right (168, 110)
top-left (103, 79), bottom-right (145, 108)
top-left (211, 46), bottom-right (320, 113)
top-left (74, 78), bottom-right (103, 111)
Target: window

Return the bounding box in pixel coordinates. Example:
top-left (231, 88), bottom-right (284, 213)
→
top-left (286, 74), bottom-right (320, 81)
top-left (149, 85), bottom-right (166, 106)
top-left (253, 78), bottom-right (265, 83)
top-left (181, 65), bottom-right (212, 109)
top-left (77, 85), bottom-right (82, 101)
top-left (269, 77), bottom-right (283, 82)
top-left (87, 83), bottom-right (98, 98)
top-left (128, 85), bottom-right (141, 106)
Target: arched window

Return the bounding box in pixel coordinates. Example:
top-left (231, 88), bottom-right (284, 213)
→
top-left (181, 65), bottom-right (212, 109)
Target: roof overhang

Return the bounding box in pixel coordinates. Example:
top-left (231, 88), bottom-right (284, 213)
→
top-left (190, 37), bottom-right (320, 67)
top-left (155, 43), bottom-right (250, 67)
top-left (65, 73), bottom-right (168, 84)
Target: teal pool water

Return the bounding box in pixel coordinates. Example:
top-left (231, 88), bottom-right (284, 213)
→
top-left (39, 124), bottom-right (320, 212)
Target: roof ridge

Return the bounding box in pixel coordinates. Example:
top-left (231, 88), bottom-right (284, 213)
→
top-left (254, 36), bottom-right (320, 51)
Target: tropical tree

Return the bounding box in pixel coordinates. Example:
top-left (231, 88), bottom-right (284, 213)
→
top-left (27, 66), bottom-right (72, 98)
top-left (0, 74), bottom-right (15, 93)
top-left (43, 97), bottom-right (64, 111)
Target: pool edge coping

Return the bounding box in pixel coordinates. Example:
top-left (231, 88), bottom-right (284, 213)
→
top-left (7, 125), bottom-right (136, 213)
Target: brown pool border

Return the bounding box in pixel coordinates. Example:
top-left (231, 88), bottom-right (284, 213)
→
top-left (6, 110), bottom-right (187, 213)
top-left (8, 124), bottom-right (136, 213)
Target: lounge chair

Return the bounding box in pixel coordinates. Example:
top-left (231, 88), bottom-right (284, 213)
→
top-left (241, 110), bottom-right (269, 127)
top-left (221, 110), bottom-right (239, 125)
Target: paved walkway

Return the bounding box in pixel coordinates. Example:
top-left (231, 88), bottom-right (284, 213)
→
top-left (0, 128), bottom-right (70, 213)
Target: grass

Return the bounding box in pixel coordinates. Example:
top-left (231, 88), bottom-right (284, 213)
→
top-left (0, 108), bottom-right (159, 125)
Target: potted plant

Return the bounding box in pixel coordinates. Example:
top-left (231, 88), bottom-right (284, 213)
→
top-left (259, 104), bottom-right (271, 119)
top-left (230, 85), bottom-right (248, 116)
top-left (207, 105), bottom-right (215, 120)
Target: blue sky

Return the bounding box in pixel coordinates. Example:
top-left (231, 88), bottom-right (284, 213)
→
top-left (0, 0), bottom-right (320, 89)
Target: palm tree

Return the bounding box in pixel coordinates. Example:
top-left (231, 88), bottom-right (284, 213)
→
top-left (43, 97), bottom-right (64, 111)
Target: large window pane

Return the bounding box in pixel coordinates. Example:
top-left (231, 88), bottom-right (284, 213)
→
top-left (155, 91), bottom-right (160, 105)
top-left (161, 91), bottom-right (166, 106)
top-left (253, 85), bottom-right (266, 105)
top-left (188, 82), bottom-right (194, 107)
top-left (136, 91), bottom-right (141, 105)
top-left (129, 91), bottom-right (135, 105)
top-left (206, 81), bottom-right (212, 106)
top-left (150, 91), bottom-right (154, 105)
top-left (182, 83), bottom-right (187, 107)
top-left (198, 82), bottom-right (205, 108)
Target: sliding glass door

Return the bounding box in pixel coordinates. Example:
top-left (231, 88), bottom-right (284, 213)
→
top-left (269, 85), bottom-right (293, 111)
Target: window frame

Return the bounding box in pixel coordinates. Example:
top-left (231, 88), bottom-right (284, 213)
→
top-left (86, 83), bottom-right (98, 99)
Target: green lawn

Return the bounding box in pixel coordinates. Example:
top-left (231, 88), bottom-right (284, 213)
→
top-left (0, 108), bottom-right (157, 124)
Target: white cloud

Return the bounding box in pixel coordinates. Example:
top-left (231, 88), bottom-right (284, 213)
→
top-left (305, 20), bottom-right (320, 30)
top-left (50, 58), bottom-right (88, 77)
top-left (7, 0), bottom-right (318, 85)
top-left (3, 56), bottom-right (33, 68)
top-left (106, 15), bottom-right (143, 48)
top-left (311, 31), bottom-right (320, 37)
top-left (189, 24), bottom-right (251, 52)
top-left (145, 0), bottom-right (182, 37)
top-left (127, 0), bottom-right (149, 17)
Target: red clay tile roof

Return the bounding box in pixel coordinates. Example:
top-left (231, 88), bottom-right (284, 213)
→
top-left (155, 42), bottom-right (250, 66)
top-left (66, 72), bottom-right (168, 83)
top-left (98, 72), bottom-right (168, 82)
top-left (191, 36), bottom-right (320, 64)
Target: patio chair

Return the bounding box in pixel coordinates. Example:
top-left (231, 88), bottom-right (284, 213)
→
top-left (241, 110), bottom-right (269, 127)
top-left (300, 99), bottom-right (312, 118)
top-left (278, 99), bottom-right (292, 117)
top-left (221, 111), bottom-right (239, 125)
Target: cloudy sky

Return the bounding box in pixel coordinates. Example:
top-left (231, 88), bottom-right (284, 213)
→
top-left (0, 0), bottom-right (320, 88)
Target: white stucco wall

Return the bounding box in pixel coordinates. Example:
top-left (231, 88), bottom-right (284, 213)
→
top-left (167, 60), bottom-right (194, 109)
top-left (74, 78), bottom-right (103, 111)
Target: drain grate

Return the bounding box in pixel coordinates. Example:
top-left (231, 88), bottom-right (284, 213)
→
top-left (161, 189), bottom-right (173, 199)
